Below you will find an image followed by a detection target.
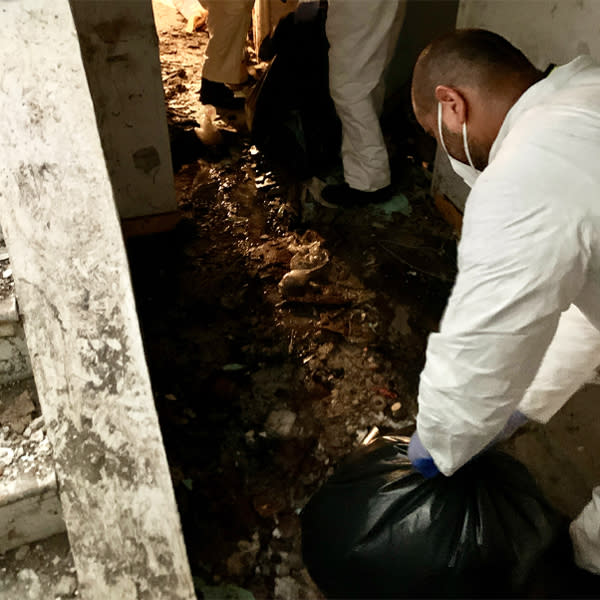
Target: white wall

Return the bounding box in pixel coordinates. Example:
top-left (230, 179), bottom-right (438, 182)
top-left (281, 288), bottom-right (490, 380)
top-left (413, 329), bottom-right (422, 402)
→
top-left (458, 0), bottom-right (600, 68)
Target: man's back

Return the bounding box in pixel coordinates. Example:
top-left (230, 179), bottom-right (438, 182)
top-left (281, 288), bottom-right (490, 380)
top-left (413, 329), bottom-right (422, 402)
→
top-left (417, 55), bottom-right (600, 475)
top-left (469, 56), bottom-right (600, 330)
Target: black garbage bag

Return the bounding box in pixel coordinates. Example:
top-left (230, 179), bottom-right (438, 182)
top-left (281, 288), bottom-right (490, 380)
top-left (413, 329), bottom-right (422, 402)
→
top-left (246, 5), bottom-right (341, 179)
top-left (301, 436), bottom-right (562, 599)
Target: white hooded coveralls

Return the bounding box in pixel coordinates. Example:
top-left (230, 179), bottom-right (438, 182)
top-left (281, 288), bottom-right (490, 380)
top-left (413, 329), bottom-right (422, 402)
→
top-left (202, 0), bottom-right (255, 85)
top-left (326, 0), bottom-right (406, 192)
top-left (416, 56), bottom-right (600, 573)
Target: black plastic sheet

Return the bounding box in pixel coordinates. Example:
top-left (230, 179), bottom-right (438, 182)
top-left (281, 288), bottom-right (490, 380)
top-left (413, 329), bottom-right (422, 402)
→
top-left (301, 436), bottom-right (562, 598)
top-left (247, 7), bottom-right (341, 179)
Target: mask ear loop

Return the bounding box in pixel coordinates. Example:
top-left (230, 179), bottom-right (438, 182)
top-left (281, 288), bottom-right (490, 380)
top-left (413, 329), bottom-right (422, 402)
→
top-left (462, 121), bottom-right (476, 170)
top-left (437, 103), bottom-right (450, 155)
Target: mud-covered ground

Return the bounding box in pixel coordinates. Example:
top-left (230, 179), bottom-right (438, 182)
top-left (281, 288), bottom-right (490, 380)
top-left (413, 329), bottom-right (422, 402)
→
top-left (128, 4), bottom-right (456, 598)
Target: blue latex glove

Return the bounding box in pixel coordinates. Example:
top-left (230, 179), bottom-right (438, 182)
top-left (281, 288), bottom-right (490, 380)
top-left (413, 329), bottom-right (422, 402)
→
top-left (488, 410), bottom-right (528, 446)
top-left (408, 431), bottom-right (440, 479)
top-left (409, 411), bottom-right (528, 479)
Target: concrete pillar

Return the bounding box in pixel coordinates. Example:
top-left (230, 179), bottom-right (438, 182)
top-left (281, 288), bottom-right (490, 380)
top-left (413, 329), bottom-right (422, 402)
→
top-left (70, 0), bottom-right (178, 221)
top-left (0, 1), bottom-right (195, 598)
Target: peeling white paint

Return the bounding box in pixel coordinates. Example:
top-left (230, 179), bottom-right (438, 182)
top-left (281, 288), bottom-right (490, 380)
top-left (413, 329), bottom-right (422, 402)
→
top-left (0, 1), bottom-right (195, 598)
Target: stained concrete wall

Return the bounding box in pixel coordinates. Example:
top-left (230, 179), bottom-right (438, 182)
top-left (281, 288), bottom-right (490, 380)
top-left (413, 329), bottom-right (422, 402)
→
top-left (433, 0), bottom-right (600, 211)
top-left (69, 0), bottom-right (177, 220)
top-left (385, 0), bottom-right (459, 99)
top-left (457, 0), bottom-right (600, 68)
top-left (0, 1), bottom-right (194, 596)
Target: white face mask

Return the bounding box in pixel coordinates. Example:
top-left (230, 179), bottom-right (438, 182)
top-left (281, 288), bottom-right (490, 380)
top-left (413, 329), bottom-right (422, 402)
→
top-left (437, 102), bottom-right (481, 188)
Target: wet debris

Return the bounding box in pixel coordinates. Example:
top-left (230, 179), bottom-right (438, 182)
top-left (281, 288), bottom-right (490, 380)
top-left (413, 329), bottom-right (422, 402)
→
top-left (141, 4), bottom-right (457, 599)
top-left (0, 390), bottom-right (35, 435)
top-left (264, 409), bottom-right (297, 439)
top-left (279, 238), bottom-right (330, 298)
top-left (226, 532), bottom-right (260, 578)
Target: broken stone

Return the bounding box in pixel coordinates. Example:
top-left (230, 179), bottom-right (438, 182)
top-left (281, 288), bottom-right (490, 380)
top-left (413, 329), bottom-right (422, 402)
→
top-left (0, 323), bottom-right (16, 337)
top-left (38, 439), bottom-right (52, 455)
top-left (17, 568), bottom-right (41, 598)
top-left (226, 533), bottom-right (260, 578)
top-left (0, 446), bottom-right (14, 467)
top-left (29, 416), bottom-right (44, 432)
top-left (54, 574), bottom-right (77, 597)
top-left (0, 390), bottom-right (36, 434)
top-left (30, 429), bottom-right (45, 443)
top-left (265, 409), bottom-right (296, 439)
top-left (274, 576), bottom-right (303, 600)
top-left (276, 513), bottom-right (299, 539)
top-left (14, 545), bottom-right (29, 561)
top-left (316, 343), bottom-right (334, 360)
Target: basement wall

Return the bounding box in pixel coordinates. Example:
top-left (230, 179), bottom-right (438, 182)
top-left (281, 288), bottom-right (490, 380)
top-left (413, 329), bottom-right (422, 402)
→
top-left (433, 0), bottom-right (600, 212)
top-left (69, 0), bottom-right (177, 220)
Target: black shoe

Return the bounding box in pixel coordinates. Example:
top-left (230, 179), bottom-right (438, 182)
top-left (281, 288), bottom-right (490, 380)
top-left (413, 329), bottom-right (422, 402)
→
top-left (200, 78), bottom-right (245, 110)
top-left (321, 182), bottom-right (392, 207)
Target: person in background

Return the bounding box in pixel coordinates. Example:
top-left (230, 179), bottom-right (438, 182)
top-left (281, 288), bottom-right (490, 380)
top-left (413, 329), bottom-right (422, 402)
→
top-left (320, 0), bottom-right (406, 206)
top-left (199, 0), bottom-right (255, 110)
top-left (407, 28), bottom-right (600, 575)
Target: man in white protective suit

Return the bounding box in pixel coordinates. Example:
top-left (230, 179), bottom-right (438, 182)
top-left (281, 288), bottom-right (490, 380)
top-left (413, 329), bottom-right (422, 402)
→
top-left (199, 0), bottom-right (255, 110)
top-left (407, 28), bottom-right (600, 575)
top-left (320, 0), bottom-right (406, 206)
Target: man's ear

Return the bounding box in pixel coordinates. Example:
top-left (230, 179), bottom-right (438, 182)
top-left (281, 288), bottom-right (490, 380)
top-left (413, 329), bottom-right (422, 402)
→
top-left (435, 85), bottom-right (467, 134)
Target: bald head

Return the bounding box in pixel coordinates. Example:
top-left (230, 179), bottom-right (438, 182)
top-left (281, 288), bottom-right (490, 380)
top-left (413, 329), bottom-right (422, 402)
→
top-left (411, 29), bottom-right (543, 169)
top-left (412, 29), bottom-right (541, 125)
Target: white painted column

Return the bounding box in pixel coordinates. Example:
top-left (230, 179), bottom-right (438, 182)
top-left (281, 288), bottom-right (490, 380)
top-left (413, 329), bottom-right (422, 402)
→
top-left (70, 0), bottom-right (178, 220)
top-left (0, 2), bottom-right (195, 598)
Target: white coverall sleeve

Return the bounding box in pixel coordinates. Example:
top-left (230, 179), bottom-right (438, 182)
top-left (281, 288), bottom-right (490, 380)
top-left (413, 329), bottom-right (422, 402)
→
top-left (417, 174), bottom-right (591, 476)
top-left (518, 304), bottom-right (600, 423)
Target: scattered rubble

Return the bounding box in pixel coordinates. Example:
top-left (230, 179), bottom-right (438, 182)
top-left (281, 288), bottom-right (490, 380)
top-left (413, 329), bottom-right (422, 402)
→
top-left (0, 389), bottom-right (36, 434)
top-left (0, 380), bottom-right (52, 485)
top-left (0, 534), bottom-right (77, 599)
top-left (264, 409), bottom-right (297, 439)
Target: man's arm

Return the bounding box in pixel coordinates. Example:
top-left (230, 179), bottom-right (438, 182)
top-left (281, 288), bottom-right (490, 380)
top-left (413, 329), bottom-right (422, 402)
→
top-left (416, 179), bottom-right (589, 476)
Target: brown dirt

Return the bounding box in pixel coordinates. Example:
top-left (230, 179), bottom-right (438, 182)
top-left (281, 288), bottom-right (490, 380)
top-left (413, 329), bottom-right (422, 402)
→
top-left (129, 3), bottom-right (456, 598)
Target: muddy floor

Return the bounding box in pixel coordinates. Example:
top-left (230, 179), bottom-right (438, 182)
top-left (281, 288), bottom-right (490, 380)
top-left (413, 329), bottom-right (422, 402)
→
top-left (126, 4), bottom-right (577, 599)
